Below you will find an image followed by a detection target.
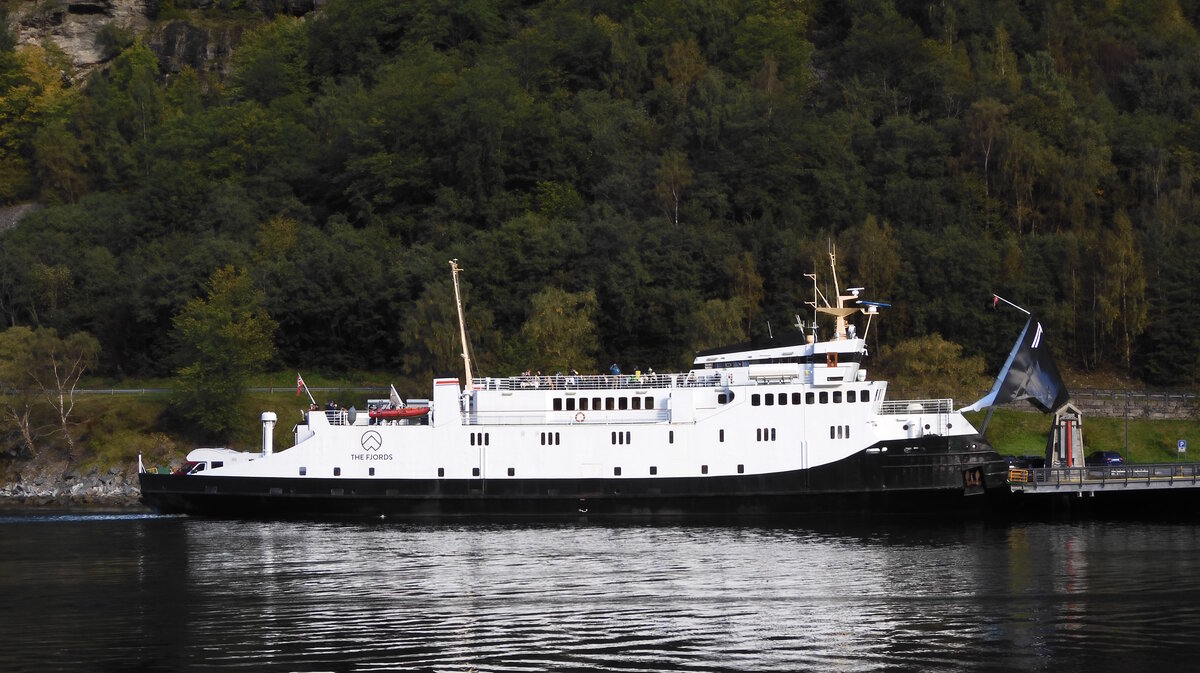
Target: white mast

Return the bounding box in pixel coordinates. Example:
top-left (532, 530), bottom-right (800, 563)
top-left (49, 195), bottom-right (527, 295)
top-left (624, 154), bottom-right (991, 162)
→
top-left (448, 259), bottom-right (474, 392)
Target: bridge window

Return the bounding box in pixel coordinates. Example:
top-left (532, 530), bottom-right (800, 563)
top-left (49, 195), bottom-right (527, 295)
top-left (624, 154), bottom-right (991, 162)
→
top-left (806, 392), bottom-right (815, 404)
top-left (632, 397), bottom-right (641, 410)
top-left (646, 397), bottom-right (655, 409)
top-left (299, 467), bottom-right (307, 476)
top-left (553, 398), bottom-right (563, 411)
top-left (566, 398), bottom-right (576, 411)
top-left (848, 390), bottom-right (857, 403)
top-left (614, 467), bottom-right (622, 476)
top-left (752, 394), bottom-right (761, 406)
top-left (833, 391), bottom-right (842, 403)
top-left (580, 398), bottom-right (589, 411)
top-left (793, 392), bottom-right (802, 405)
top-left (820, 392), bottom-right (829, 404)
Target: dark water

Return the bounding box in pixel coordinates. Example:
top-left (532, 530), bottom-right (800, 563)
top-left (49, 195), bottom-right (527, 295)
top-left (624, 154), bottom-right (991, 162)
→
top-left (2, 513), bottom-right (1199, 672)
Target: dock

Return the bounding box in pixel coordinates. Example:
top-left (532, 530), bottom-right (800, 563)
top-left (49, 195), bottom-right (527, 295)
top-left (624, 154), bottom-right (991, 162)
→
top-left (1009, 463), bottom-right (1200, 494)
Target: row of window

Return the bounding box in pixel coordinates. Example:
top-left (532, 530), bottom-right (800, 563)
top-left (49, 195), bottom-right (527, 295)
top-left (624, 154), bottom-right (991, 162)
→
top-left (757, 428), bottom-right (777, 442)
top-left (470, 432), bottom-right (490, 446)
top-left (541, 432), bottom-right (560, 445)
top-left (553, 396), bottom-right (657, 411)
top-left (301, 463), bottom-right (754, 478)
top-left (751, 389), bottom-right (872, 406)
top-left (831, 425), bottom-right (850, 439)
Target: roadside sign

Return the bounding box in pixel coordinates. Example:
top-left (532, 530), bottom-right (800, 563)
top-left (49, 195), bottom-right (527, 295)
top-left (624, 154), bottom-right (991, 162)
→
top-left (1180, 439), bottom-right (1188, 453)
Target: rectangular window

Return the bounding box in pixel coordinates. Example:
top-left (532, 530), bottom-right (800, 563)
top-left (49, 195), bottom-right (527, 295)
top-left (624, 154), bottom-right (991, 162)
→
top-left (765, 394), bottom-right (774, 406)
top-left (369, 467), bottom-right (375, 476)
top-left (508, 467), bottom-right (515, 476)
top-left (845, 425), bottom-right (850, 439)
top-left (792, 392), bottom-right (802, 405)
top-left (778, 393), bottom-right (787, 406)
top-left (837, 426), bottom-right (843, 439)
top-left (752, 394), bottom-right (761, 406)
top-left (701, 465), bottom-right (709, 475)
top-left (806, 392), bottom-right (815, 404)
top-left (593, 397), bottom-right (601, 410)
top-left (669, 430), bottom-right (674, 444)
top-left (757, 428), bottom-right (762, 441)
top-left (771, 428), bottom-right (776, 441)
top-left (848, 390), bottom-right (857, 403)
top-left (650, 466), bottom-right (658, 475)
top-left (484, 433), bottom-right (490, 445)
top-left (738, 464), bottom-right (745, 474)
top-left (470, 434), bottom-right (476, 446)
top-left (646, 397), bottom-right (655, 410)
top-left (863, 390), bottom-right (871, 403)
top-left (211, 461), bottom-right (223, 468)
top-left (566, 398), bottom-right (576, 411)
top-left (606, 397), bottom-right (615, 410)
top-left (614, 467), bottom-right (622, 476)
top-left (472, 467), bottom-right (480, 477)
top-left (830, 426), bottom-right (836, 439)
top-left (555, 432), bottom-right (561, 445)
top-left (540, 432), bottom-right (546, 445)
top-left (833, 391), bottom-right (842, 403)
top-left (553, 398), bottom-right (563, 411)
top-left (299, 467), bottom-right (307, 476)
top-left (612, 431), bottom-right (618, 445)
top-left (632, 397), bottom-right (641, 410)
top-left (625, 431), bottom-right (631, 444)
top-left (619, 397), bottom-right (628, 410)
top-left (719, 429), bottom-right (725, 442)
top-left (438, 467), bottom-right (445, 477)
top-left (820, 392), bottom-right (829, 404)
top-left (580, 397), bottom-right (589, 411)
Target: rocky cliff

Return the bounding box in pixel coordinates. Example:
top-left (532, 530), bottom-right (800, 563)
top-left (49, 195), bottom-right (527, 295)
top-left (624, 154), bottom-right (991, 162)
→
top-left (5, 0), bottom-right (321, 80)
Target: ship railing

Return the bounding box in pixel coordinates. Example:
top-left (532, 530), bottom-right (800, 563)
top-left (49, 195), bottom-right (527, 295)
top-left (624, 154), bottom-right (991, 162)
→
top-left (1012, 463), bottom-right (1200, 487)
top-left (878, 399), bottom-right (955, 415)
top-left (475, 373), bottom-right (723, 392)
top-left (468, 409), bottom-right (671, 425)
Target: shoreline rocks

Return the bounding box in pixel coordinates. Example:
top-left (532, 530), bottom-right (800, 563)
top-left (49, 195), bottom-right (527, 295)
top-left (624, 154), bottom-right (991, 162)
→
top-left (0, 466), bottom-right (147, 510)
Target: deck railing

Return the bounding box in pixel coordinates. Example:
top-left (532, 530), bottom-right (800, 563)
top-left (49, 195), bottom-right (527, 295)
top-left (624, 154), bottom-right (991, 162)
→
top-left (1010, 463), bottom-right (1200, 489)
top-left (474, 372), bottom-right (724, 392)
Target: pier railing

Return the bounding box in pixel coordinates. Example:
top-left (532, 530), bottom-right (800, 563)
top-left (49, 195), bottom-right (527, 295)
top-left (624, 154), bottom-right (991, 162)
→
top-left (1009, 463), bottom-right (1200, 493)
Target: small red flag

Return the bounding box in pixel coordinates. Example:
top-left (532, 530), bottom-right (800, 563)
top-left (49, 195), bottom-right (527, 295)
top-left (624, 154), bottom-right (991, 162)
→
top-left (296, 374), bottom-right (304, 396)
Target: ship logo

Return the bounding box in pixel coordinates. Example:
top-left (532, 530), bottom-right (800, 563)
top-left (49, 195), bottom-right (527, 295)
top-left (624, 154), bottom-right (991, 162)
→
top-left (360, 430), bottom-right (383, 451)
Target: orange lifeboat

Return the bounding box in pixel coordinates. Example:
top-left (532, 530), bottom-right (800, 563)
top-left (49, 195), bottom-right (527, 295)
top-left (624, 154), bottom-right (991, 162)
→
top-left (368, 407), bottom-right (430, 420)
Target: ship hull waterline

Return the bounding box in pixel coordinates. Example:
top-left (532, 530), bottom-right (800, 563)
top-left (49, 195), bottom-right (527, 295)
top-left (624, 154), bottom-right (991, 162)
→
top-left (139, 449), bottom-right (1011, 520)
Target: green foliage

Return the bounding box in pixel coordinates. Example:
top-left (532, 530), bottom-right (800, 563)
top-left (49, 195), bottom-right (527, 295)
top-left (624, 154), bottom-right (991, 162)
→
top-left (517, 286), bottom-right (600, 374)
top-left (879, 333), bottom-right (989, 402)
top-left (170, 266), bottom-right (277, 440)
top-left (0, 0), bottom-right (1199, 395)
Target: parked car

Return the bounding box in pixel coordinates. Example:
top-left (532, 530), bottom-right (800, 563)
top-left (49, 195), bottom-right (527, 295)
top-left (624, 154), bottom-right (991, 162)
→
top-left (1085, 451), bottom-right (1124, 466)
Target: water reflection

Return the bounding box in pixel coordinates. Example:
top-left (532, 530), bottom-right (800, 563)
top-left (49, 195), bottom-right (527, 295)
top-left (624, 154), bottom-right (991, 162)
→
top-left (3, 515), bottom-right (1200, 671)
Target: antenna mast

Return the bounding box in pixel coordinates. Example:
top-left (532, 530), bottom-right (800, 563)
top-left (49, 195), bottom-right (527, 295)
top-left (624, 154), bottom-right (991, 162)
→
top-left (449, 259), bottom-right (474, 392)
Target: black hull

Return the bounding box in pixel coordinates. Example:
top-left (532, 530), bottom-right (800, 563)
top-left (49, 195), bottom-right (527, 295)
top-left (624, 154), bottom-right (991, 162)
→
top-left (140, 442), bottom-right (1010, 520)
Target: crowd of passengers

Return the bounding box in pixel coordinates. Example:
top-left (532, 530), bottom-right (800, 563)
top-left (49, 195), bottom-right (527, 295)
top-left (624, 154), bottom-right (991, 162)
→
top-left (512, 364), bottom-right (724, 390)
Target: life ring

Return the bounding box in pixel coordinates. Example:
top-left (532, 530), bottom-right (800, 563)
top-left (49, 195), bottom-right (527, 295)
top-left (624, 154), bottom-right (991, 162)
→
top-left (575, 411), bottom-right (585, 423)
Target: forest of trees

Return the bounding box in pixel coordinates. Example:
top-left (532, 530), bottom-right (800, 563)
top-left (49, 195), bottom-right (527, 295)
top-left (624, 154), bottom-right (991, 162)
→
top-left (2, 0), bottom-right (1199, 435)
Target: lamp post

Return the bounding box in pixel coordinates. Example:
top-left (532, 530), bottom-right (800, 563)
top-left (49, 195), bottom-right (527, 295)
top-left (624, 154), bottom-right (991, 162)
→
top-left (1124, 377), bottom-right (1130, 463)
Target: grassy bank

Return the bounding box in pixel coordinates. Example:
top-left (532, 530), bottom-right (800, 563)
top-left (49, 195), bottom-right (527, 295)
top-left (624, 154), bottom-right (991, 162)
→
top-left (972, 409), bottom-right (1200, 463)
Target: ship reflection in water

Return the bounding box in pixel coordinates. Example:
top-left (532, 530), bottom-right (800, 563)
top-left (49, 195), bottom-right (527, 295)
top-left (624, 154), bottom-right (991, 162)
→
top-left (2, 514), bottom-right (1199, 672)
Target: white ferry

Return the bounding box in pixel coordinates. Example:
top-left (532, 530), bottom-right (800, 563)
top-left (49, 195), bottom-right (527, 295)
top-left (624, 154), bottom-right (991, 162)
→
top-left (138, 256), bottom-right (1011, 518)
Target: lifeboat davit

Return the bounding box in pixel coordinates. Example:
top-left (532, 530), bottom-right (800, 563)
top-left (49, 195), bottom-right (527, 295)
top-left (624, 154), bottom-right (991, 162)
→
top-left (368, 407), bottom-right (430, 419)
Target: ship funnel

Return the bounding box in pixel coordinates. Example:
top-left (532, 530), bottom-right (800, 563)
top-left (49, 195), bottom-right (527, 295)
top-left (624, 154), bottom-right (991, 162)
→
top-left (261, 411), bottom-right (278, 456)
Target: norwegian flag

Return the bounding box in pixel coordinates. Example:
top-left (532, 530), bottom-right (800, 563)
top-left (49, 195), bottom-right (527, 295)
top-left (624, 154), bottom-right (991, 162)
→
top-left (296, 373), bottom-right (304, 396)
